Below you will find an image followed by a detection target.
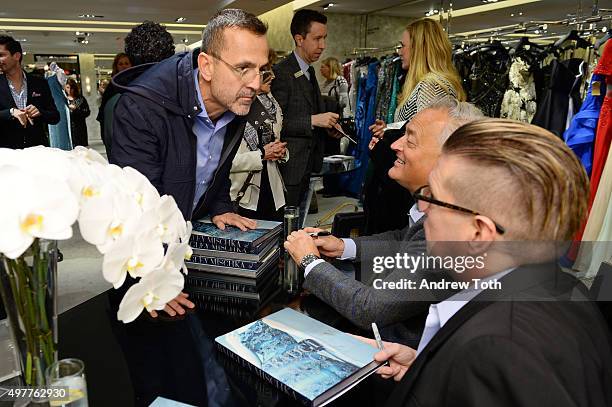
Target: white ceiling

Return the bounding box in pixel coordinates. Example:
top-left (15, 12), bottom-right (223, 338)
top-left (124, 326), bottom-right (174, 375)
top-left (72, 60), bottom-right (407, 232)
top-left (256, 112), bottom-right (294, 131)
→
top-left (1, 0), bottom-right (610, 63)
top-left (0, 0), bottom-right (290, 57)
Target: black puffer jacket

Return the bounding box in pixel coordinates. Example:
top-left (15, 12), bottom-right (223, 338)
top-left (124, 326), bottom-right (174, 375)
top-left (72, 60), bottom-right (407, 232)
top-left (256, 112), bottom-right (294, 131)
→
top-left (110, 49), bottom-right (265, 220)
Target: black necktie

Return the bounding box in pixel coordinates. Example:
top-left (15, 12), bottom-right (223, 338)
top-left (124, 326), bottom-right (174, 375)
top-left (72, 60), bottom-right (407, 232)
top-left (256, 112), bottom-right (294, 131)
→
top-left (307, 66), bottom-right (321, 113)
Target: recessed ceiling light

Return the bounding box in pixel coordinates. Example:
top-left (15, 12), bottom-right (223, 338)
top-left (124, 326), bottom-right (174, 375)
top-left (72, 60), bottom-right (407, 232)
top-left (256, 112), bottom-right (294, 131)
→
top-left (510, 13), bottom-right (515, 16)
top-left (175, 17), bottom-right (187, 23)
top-left (78, 14), bottom-right (104, 19)
top-left (519, 12), bottom-right (523, 15)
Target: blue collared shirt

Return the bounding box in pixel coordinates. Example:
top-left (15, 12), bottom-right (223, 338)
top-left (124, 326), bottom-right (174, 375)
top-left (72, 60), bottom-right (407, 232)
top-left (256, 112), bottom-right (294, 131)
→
top-left (192, 68), bottom-right (235, 213)
top-left (294, 51), bottom-right (311, 80)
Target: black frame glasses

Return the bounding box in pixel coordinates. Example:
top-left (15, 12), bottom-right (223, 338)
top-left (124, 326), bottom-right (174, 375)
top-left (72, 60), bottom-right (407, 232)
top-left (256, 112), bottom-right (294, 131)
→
top-left (413, 185), bottom-right (506, 235)
top-left (209, 53), bottom-right (274, 83)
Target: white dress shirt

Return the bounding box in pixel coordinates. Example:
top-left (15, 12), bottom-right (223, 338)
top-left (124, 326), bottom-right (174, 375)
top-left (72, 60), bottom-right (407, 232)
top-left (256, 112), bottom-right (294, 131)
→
top-left (415, 268), bottom-right (514, 356)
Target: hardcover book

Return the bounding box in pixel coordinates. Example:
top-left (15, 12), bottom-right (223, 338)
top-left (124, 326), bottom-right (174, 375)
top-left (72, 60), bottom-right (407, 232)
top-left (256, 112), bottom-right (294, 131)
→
top-left (192, 238), bottom-right (278, 262)
top-left (190, 219), bottom-right (281, 253)
top-left (186, 248), bottom-right (280, 278)
top-left (215, 308), bottom-right (381, 407)
top-left (186, 264), bottom-right (279, 293)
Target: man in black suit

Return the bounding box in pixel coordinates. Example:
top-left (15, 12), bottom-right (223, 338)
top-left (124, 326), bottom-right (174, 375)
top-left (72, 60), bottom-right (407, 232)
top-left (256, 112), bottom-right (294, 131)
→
top-left (271, 9), bottom-right (340, 224)
top-left (0, 35), bottom-right (59, 148)
top-left (360, 119), bottom-right (612, 406)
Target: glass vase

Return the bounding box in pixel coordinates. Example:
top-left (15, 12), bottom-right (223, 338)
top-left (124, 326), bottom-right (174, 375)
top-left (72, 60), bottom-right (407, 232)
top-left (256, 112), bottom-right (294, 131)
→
top-left (0, 238), bottom-right (58, 388)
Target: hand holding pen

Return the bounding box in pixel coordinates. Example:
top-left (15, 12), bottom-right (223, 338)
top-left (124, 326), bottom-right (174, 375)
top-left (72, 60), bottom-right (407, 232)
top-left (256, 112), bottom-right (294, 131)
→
top-left (302, 227), bottom-right (345, 258)
top-left (351, 324), bottom-right (417, 382)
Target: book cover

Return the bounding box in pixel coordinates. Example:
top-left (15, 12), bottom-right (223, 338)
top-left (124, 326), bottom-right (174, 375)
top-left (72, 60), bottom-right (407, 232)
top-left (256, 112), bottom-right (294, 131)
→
top-left (215, 308), bottom-right (381, 407)
top-left (190, 219), bottom-right (281, 253)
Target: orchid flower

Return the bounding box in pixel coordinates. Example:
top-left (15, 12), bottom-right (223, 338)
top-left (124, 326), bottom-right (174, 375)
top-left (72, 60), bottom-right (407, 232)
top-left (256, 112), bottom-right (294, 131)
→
top-left (116, 266), bottom-right (184, 323)
top-left (0, 165), bottom-right (79, 259)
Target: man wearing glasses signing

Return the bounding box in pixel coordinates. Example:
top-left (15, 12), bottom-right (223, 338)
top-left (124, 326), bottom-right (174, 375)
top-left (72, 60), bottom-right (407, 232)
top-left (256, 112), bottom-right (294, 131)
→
top-left (111, 9), bottom-right (270, 318)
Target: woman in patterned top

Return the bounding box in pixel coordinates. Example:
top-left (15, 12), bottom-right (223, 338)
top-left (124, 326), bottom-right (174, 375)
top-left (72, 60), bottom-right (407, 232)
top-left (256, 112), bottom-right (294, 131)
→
top-left (229, 51), bottom-right (289, 222)
top-left (65, 78), bottom-right (90, 147)
top-left (369, 19), bottom-right (466, 146)
top-left (363, 19), bottom-right (465, 234)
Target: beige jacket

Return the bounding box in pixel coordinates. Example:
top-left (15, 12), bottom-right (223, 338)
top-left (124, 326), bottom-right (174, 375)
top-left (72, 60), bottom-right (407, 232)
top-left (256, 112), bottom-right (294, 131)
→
top-left (229, 94), bottom-right (288, 211)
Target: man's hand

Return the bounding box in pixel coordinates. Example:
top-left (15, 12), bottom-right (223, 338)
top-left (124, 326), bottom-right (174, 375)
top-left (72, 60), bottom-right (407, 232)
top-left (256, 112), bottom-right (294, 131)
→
top-left (284, 230), bottom-right (320, 264)
top-left (303, 227), bottom-right (345, 258)
top-left (368, 136), bottom-right (380, 151)
top-left (212, 212), bottom-right (257, 231)
top-left (312, 112), bottom-right (340, 129)
top-left (352, 335), bottom-right (417, 382)
top-left (25, 104), bottom-right (41, 119)
top-left (148, 292), bottom-right (195, 318)
top-left (263, 141), bottom-right (287, 161)
top-left (368, 119), bottom-right (386, 138)
top-left (11, 108), bottom-right (30, 128)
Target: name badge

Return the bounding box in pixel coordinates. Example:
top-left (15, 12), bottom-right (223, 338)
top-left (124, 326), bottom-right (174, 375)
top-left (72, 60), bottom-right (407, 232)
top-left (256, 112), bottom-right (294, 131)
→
top-left (294, 71), bottom-right (304, 79)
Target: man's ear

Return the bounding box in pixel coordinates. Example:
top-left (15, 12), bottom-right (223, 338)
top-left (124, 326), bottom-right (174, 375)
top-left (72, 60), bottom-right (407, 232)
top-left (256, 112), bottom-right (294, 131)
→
top-left (198, 52), bottom-right (213, 82)
top-left (294, 34), bottom-right (304, 48)
top-left (466, 215), bottom-right (497, 255)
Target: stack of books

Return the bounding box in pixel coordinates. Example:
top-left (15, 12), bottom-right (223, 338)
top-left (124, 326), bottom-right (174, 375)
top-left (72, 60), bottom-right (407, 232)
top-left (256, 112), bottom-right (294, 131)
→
top-left (185, 219), bottom-right (282, 314)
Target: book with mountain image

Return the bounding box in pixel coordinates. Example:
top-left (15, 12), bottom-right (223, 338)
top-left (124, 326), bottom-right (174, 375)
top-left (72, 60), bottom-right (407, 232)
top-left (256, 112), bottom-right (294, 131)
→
top-left (215, 308), bottom-right (382, 407)
top-left (190, 219), bottom-right (281, 253)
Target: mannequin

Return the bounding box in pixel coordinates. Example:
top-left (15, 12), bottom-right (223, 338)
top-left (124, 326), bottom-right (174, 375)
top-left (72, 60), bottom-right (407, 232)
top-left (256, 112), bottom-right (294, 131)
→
top-left (46, 62), bottom-right (72, 150)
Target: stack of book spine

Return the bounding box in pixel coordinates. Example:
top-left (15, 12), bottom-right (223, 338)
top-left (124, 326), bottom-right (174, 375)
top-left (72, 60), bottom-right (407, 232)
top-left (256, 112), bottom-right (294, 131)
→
top-left (185, 220), bottom-right (283, 314)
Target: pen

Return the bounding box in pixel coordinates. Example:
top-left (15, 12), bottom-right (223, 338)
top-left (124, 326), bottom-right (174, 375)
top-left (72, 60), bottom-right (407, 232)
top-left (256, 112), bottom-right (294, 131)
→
top-left (308, 231), bottom-right (332, 237)
top-left (371, 322), bottom-right (384, 350)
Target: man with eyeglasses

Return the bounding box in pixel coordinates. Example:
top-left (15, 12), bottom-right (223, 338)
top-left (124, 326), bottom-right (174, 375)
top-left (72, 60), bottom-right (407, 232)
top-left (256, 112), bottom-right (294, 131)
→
top-left (284, 99), bottom-right (483, 342)
top-left (111, 9), bottom-right (270, 318)
top-left (271, 9), bottom-right (342, 226)
top-left (357, 120), bottom-right (612, 407)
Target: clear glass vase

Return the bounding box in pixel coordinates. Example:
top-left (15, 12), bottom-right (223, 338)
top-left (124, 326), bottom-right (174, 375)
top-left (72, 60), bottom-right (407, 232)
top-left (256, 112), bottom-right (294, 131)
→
top-left (0, 238), bottom-right (58, 388)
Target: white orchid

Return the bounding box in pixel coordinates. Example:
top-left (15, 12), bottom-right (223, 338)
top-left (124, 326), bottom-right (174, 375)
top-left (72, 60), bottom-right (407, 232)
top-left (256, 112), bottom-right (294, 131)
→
top-left (0, 146), bottom-right (191, 325)
top-left (153, 195), bottom-right (187, 244)
top-left (102, 226), bottom-right (165, 288)
top-left (0, 165), bottom-right (79, 259)
top-left (116, 266), bottom-right (185, 323)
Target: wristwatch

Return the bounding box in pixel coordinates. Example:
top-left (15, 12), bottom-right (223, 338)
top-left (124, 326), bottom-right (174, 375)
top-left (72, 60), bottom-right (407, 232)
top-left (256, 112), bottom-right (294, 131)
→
top-left (299, 253), bottom-right (320, 270)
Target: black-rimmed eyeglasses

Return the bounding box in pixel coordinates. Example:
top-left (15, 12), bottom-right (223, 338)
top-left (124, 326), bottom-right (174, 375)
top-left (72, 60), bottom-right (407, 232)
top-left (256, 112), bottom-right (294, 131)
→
top-left (413, 185), bottom-right (506, 235)
top-left (209, 53), bottom-right (274, 83)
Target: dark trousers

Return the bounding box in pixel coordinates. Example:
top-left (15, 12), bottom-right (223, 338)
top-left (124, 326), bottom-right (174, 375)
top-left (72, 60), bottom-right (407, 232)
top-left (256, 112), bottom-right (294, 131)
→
top-left (237, 165), bottom-right (284, 222)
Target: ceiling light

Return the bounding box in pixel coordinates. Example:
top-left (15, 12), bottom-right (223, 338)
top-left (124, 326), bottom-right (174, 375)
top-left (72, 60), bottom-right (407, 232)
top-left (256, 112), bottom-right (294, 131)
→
top-left (511, 13), bottom-right (515, 16)
top-left (519, 12), bottom-right (523, 15)
top-left (323, 3), bottom-right (335, 10)
top-left (425, 9), bottom-right (440, 16)
top-left (78, 14), bottom-right (104, 19)
top-left (482, 0), bottom-right (499, 3)
top-left (75, 31), bottom-right (91, 36)
top-left (427, 0), bottom-right (540, 20)
top-left (182, 37), bottom-right (189, 43)
top-left (603, 27), bottom-right (608, 33)
top-left (175, 17), bottom-right (187, 23)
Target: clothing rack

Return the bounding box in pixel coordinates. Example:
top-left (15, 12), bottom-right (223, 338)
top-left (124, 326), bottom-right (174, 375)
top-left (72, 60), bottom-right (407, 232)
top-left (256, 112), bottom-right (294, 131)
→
top-left (349, 45), bottom-right (401, 58)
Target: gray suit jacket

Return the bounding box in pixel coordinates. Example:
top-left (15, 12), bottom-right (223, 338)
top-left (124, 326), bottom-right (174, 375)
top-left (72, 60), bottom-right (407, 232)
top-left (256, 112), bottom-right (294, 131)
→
top-left (304, 218), bottom-right (448, 329)
top-left (271, 53), bottom-right (324, 186)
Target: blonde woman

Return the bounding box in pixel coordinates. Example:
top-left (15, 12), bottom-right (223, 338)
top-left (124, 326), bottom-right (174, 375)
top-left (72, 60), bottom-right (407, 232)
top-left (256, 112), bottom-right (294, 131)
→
top-left (363, 19), bottom-right (465, 234)
top-left (320, 57), bottom-right (351, 118)
top-left (369, 19), bottom-right (465, 146)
